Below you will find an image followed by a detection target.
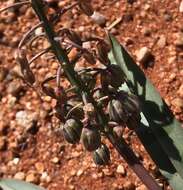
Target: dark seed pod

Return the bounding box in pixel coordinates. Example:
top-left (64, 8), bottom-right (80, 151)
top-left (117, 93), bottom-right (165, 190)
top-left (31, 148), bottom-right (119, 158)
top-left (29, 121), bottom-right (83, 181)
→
top-left (78, 1), bottom-right (94, 16)
top-left (121, 93), bottom-right (141, 116)
top-left (97, 40), bottom-right (111, 65)
top-left (80, 72), bottom-right (95, 89)
top-left (92, 143), bottom-right (110, 165)
top-left (62, 119), bottom-right (83, 144)
top-left (81, 125), bottom-right (101, 151)
top-left (126, 113), bottom-right (141, 130)
top-left (83, 52), bottom-right (96, 65)
top-left (93, 88), bottom-right (104, 100)
top-left (101, 65), bottom-right (125, 88)
top-left (67, 30), bottom-right (82, 46)
top-left (108, 98), bottom-right (128, 124)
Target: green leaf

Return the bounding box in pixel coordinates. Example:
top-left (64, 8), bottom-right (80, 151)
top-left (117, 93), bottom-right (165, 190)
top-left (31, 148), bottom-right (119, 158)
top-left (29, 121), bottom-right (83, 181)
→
top-left (0, 179), bottom-right (46, 190)
top-left (108, 33), bottom-right (183, 189)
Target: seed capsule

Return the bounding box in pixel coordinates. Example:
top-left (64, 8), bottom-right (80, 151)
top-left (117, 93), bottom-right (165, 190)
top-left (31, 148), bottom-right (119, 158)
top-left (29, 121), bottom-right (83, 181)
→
top-left (80, 72), bottom-right (95, 89)
top-left (81, 126), bottom-right (101, 151)
top-left (67, 30), bottom-right (82, 46)
top-left (122, 93), bottom-right (141, 116)
top-left (92, 144), bottom-right (110, 165)
top-left (108, 99), bottom-right (128, 124)
top-left (97, 40), bottom-right (110, 65)
top-left (62, 119), bottom-right (83, 144)
top-left (101, 65), bottom-right (125, 88)
top-left (83, 52), bottom-right (96, 65)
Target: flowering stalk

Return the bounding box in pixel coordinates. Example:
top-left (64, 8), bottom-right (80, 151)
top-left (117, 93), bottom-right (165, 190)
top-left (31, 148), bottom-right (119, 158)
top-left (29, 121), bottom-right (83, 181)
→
top-left (30, 0), bottom-right (161, 189)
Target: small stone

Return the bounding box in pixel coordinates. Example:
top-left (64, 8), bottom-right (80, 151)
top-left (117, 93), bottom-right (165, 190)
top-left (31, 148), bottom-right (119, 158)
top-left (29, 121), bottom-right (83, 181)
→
top-left (102, 168), bottom-right (114, 177)
top-left (136, 47), bottom-right (154, 66)
top-left (136, 184), bottom-right (148, 190)
top-left (142, 27), bottom-right (151, 36)
top-left (0, 137), bottom-right (7, 151)
top-left (175, 32), bottom-right (183, 47)
top-left (76, 169), bottom-right (84, 177)
top-left (35, 162), bottom-right (44, 173)
top-left (13, 158), bottom-right (20, 165)
top-left (163, 12), bottom-right (172, 22)
top-left (91, 12), bottom-right (107, 26)
top-left (123, 181), bottom-right (135, 190)
top-left (40, 172), bottom-right (51, 183)
top-left (180, 0), bottom-right (183, 13)
top-left (26, 173), bottom-right (39, 184)
top-left (16, 111), bottom-right (38, 134)
top-left (157, 35), bottom-right (166, 48)
top-left (177, 84), bottom-right (183, 98)
top-left (171, 98), bottom-right (183, 109)
top-left (51, 157), bottom-right (60, 164)
top-left (0, 67), bottom-right (8, 82)
top-left (116, 165), bottom-right (126, 176)
top-left (7, 80), bottom-right (24, 97)
top-left (14, 172), bottom-right (25, 180)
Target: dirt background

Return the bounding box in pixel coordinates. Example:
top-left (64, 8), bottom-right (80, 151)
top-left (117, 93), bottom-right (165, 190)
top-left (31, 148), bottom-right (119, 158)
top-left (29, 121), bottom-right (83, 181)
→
top-left (0, 0), bottom-right (183, 190)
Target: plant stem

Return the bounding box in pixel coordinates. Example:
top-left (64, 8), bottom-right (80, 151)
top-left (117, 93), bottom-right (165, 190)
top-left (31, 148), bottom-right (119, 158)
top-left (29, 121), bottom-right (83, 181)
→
top-left (31, 1), bottom-right (161, 189)
top-left (107, 132), bottom-right (162, 190)
top-left (0, 1), bottom-right (30, 14)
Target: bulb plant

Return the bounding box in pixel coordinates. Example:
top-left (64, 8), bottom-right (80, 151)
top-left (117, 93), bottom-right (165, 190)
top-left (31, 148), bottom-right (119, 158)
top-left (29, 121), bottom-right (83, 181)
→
top-left (2, 1), bottom-right (183, 190)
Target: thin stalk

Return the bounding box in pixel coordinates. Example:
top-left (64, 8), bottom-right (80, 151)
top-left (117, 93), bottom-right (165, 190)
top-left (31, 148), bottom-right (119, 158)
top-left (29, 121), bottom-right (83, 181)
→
top-left (107, 132), bottom-right (162, 190)
top-left (31, 1), bottom-right (161, 189)
top-left (18, 22), bottom-right (43, 49)
top-left (0, 1), bottom-right (30, 14)
top-left (28, 47), bottom-right (51, 65)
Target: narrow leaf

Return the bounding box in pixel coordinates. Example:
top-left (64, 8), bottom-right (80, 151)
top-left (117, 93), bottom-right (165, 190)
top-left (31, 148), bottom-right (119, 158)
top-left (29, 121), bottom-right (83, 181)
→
top-left (0, 179), bottom-right (45, 190)
top-left (108, 33), bottom-right (183, 188)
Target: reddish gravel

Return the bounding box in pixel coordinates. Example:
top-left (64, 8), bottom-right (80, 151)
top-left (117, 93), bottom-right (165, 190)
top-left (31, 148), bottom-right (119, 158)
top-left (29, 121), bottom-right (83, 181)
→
top-left (0, 1), bottom-right (182, 190)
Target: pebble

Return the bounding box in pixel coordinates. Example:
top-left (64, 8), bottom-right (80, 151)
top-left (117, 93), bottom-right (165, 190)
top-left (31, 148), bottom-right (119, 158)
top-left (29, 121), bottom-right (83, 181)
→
top-left (35, 162), bottom-right (45, 173)
top-left (0, 137), bottom-right (7, 151)
top-left (123, 181), bottom-right (135, 190)
top-left (180, 0), bottom-right (183, 13)
top-left (171, 98), bottom-right (183, 109)
top-left (157, 35), bottom-right (167, 48)
top-left (15, 111), bottom-right (38, 134)
top-left (174, 32), bottom-right (183, 47)
top-left (13, 157), bottom-right (20, 165)
top-left (116, 165), bottom-right (126, 176)
top-left (177, 84), bottom-right (183, 98)
top-left (91, 12), bottom-right (107, 26)
top-left (136, 47), bottom-right (153, 65)
top-left (26, 173), bottom-right (39, 184)
top-left (0, 67), bottom-right (8, 82)
top-left (51, 157), bottom-right (60, 164)
top-left (76, 169), bottom-right (84, 177)
top-left (14, 172), bottom-right (25, 180)
top-left (40, 172), bottom-right (51, 183)
top-left (7, 80), bottom-right (24, 97)
top-left (136, 184), bottom-right (148, 190)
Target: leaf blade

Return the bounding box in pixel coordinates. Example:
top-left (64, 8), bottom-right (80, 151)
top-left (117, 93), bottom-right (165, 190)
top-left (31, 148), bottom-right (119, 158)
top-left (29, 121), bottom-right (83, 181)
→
top-left (108, 33), bottom-right (183, 188)
top-left (0, 179), bottom-right (46, 190)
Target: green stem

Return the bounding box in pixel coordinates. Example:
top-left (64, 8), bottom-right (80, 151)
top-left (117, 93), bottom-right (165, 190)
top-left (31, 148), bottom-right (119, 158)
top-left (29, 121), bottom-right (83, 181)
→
top-left (31, 1), bottom-right (161, 189)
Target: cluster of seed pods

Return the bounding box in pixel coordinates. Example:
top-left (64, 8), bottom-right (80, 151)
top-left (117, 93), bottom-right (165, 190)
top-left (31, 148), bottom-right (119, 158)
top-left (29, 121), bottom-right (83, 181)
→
top-left (0, 0), bottom-right (141, 166)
